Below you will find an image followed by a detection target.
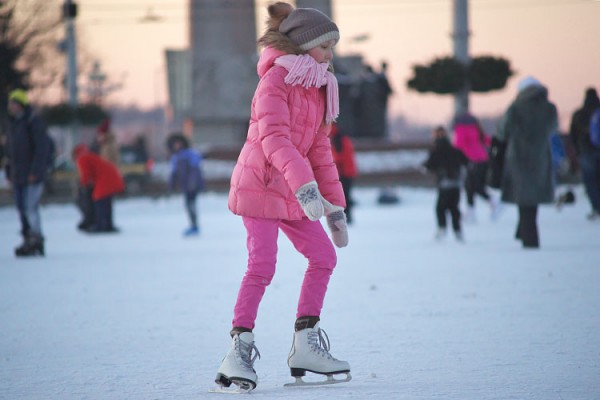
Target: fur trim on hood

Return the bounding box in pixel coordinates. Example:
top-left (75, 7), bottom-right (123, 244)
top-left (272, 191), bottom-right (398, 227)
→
top-left (258, 31), bottom-right (304, 55)
top-left (516, 84), bottom-right (548, 104)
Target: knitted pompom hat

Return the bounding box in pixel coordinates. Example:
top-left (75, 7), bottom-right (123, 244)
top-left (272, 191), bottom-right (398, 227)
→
top-left (279, 7), bottom-right (339, 51)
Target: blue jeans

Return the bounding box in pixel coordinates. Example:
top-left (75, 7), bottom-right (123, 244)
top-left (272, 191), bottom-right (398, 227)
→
top-left (579, 152), bottom-right (600, 212)
top-left (13, 183), bottom-right (44, 238)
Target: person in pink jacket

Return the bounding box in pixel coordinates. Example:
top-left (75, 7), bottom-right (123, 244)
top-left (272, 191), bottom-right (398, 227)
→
top-left (452, 113), bottom-right (500, 221)
top-left (214, 2), bottom-right (350, 393)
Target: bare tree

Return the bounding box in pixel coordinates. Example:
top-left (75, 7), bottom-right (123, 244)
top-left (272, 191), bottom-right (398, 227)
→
top-left (0, 0), bottom-right (62, 130)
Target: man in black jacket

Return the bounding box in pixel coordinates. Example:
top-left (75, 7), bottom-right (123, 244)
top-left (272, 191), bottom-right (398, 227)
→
top-left (6, 89), bottom-right (51, 256)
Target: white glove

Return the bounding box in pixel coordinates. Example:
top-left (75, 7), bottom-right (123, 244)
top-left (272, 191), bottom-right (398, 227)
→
top-left (295, 181), bottom-right (324, 221)
top-left (321, 198), bottom-right (349, 248)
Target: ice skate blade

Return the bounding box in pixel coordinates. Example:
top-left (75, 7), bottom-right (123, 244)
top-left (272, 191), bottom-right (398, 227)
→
top-left (284, 372), bottom-right (352, 387)
top-left (209, 386), bottom-right (253, 395)
top-left (212, 374), bottom-right (255, 394)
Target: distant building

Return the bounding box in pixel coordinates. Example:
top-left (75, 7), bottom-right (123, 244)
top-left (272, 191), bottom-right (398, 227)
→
top-left (296, 0), bottom-right (332, 16)
top-left (172, 0), bottom-right (390, 147)
top-left (335, 56), bottom-right (393, 140)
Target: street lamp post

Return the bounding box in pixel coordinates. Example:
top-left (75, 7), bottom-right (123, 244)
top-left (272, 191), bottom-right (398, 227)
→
top-left (63, 0), bottom-right (78, 107)
top-left (63, 0), bottom-right (79, 154)
top-left (452, 0), bottom-right (470, 118)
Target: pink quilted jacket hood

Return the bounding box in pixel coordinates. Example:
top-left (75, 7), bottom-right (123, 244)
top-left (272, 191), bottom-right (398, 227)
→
top-left (228, 47), bottom-right (345, 220)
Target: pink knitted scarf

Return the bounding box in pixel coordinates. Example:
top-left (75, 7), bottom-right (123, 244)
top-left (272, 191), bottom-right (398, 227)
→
top-left (274, 54), bottom-right (339, 124)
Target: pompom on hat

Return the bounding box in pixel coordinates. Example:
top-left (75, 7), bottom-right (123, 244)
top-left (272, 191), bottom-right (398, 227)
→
top-left (8, 89), bottom-right (29, 106)
top-left (517, 76), bottom-right (542, 93)
top-left (279, 7), bottom-right (339, 51)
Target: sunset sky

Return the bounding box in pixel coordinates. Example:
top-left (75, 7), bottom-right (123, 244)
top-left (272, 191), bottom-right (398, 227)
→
top-left (75, 0), bottom-right (599, 131)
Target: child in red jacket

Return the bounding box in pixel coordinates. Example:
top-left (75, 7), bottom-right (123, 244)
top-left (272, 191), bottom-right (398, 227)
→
top-left (73, 144), bottom-right (124, 233)
top-left (330, 124), bottom-right (358, 223)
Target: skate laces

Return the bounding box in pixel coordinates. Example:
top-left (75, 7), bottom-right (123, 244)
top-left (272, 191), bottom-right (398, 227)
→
top-left (235, 337), bottom-right (261, 369)
top-left (307, 328), bottom-right (336, 360)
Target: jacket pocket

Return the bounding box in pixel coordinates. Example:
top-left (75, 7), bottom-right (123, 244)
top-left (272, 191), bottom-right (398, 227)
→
top-left (264, 164), bottom-right (273, 187)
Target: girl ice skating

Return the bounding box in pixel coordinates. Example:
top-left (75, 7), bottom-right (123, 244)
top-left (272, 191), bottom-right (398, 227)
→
top-left (214, 1), bottom-right (350, 392)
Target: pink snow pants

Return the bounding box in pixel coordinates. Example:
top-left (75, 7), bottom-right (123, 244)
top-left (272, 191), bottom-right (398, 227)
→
top-left (232, 216), bottom-right (337, 330)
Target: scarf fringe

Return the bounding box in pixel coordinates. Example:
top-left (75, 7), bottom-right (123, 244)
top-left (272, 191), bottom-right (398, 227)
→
top-left (274, 54), bottom-right (339, 124)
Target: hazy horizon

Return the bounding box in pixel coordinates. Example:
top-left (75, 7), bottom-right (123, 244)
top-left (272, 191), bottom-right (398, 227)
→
top-left (74, 0), bottom-right (599, 131)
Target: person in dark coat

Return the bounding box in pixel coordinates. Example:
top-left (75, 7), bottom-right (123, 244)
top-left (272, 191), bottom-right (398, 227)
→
top-left (423, 126), bottom-right (469, 241)
top-left (496, 76), bottom-right (558, 248)
top-left (568, 87), bottom-right (600, 219)
top-left (73, 144), bottom-right (125, 233)
top-left (166, 133), bottom-right (205, 236)
top-left (6, 89), bottom-right (51, 256)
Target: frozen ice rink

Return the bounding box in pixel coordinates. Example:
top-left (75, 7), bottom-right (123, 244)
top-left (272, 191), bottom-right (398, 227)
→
top-left (1, 186), bottom-right (598, 399)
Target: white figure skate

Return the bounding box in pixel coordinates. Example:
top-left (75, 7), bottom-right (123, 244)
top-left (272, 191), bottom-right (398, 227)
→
top-left (214, 332), bottom-right (260, 393)
top-left (285, 322), bottom-right (351, 387)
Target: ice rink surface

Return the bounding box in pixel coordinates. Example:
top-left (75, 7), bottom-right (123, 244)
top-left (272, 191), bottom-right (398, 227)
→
top-left (1, 186), bottom-right (598, 399)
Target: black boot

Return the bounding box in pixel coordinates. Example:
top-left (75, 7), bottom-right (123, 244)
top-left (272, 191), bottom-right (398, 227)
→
top-left (15, 234), bottom-right (45, 257)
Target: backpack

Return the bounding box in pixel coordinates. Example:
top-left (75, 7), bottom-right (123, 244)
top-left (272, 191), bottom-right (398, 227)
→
top-left (590, 107), bottom-right (600, 148)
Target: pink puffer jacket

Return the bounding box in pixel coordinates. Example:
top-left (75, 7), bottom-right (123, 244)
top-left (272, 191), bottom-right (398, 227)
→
top-left (453, 123), bottom-right (490, 162)
top-left (228, 47), bottom-right (345, 220)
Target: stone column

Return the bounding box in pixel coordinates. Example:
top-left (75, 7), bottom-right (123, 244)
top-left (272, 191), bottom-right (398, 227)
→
top-left (296, 0), bottom-right (332, 17)
top-left (189, 0), bottom-right (258, 147)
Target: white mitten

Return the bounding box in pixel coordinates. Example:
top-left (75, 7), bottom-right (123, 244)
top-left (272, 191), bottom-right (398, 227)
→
top-left (321, 198), bottom-right (349, 248)
top-left (295, 181), bottom-right (324, 221)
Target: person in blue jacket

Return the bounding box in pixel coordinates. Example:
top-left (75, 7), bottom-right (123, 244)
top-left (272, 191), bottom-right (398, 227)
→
top-left (166, 133), bottom-right (205, 236)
